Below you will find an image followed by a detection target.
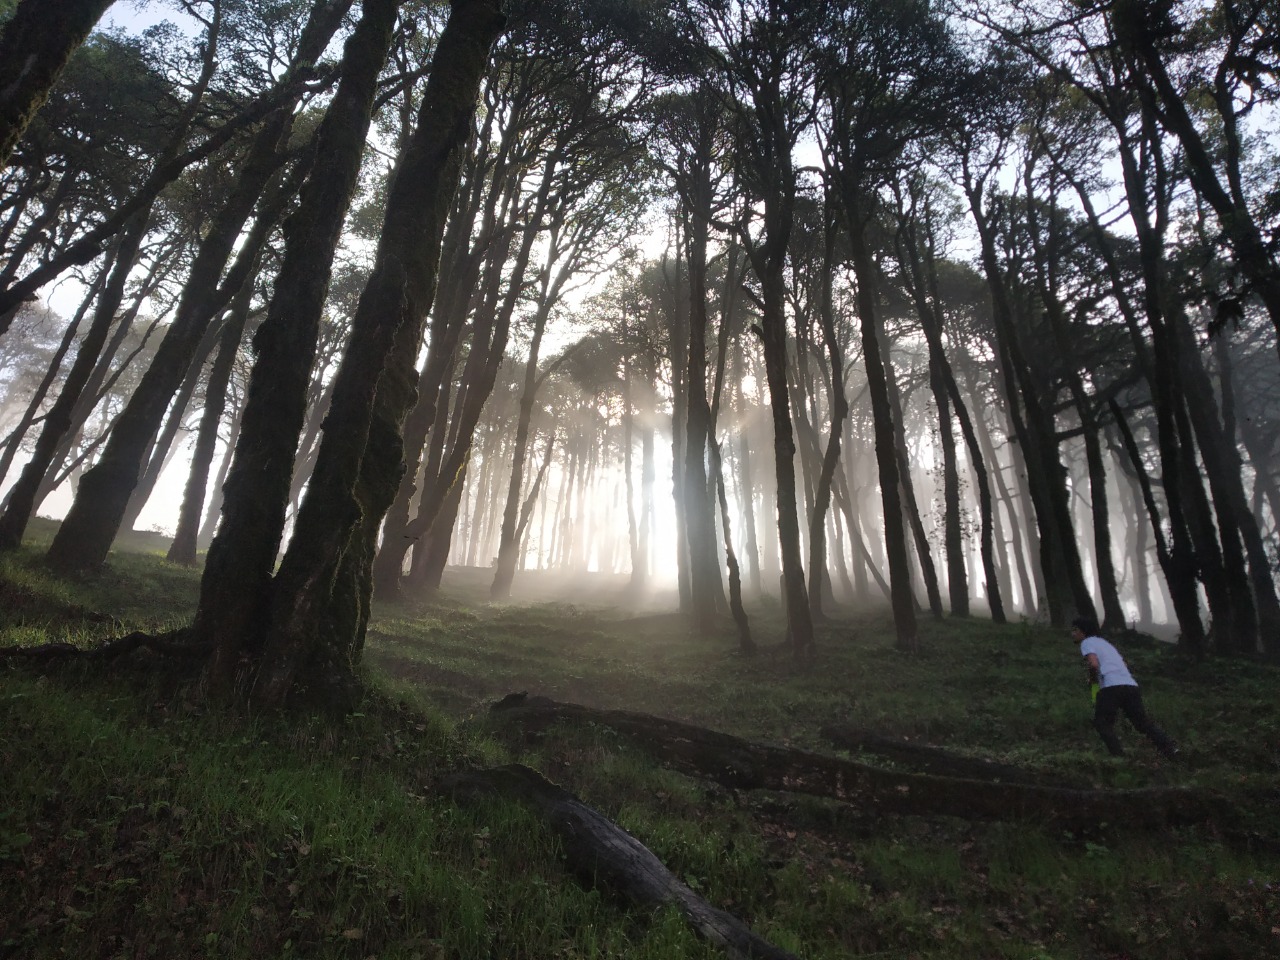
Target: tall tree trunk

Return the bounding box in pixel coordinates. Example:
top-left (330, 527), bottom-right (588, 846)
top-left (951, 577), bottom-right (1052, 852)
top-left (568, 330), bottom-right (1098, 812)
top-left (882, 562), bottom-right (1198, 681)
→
top-left (0, 208), bottom-right (149, 550)
top-left (969, 382), bottom-right (1036, 617)
top-left (961, 171), bottom-right (1094, 626)
top-left (0, 255), bottom-right (105, 491)
top-left (806, 203), bottom-right (849, 622)
top-left (167, 281), bottom-right (257, 565)
top-left (623, 336), bottom-right (644, 591)
top-left (370, 129), bottom-right (517, 600)
top-left (678, 192), bottom-right (722, 633)
top-left (46, 96), bottom-right (304, 572)
top-left (193, 0), bottom-right (405, 692)
top-left (122, 313), bottom-right (229, 533)
top-left (251, 0), bottom-right (505, 711)
top-left (902, 207), bottom-right (1003, 619)
top-left (885, 351), bottom-right (943, 620)
top-left (731, 339), bottom-right (762, 598)
top-left (1177, 319), bottom-right (1280, 655)
top-left (1022, 163), bottom-right (1125, 630)
top-left (845, 206), bottom-right (917, 651)
top-left (711, 439), bottom-right (753, 653)
top-left (197, 386), bottom-right (243, 549)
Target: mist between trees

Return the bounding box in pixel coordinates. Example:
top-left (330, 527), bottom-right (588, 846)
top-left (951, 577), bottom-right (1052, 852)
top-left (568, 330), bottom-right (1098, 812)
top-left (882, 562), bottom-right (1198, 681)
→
top-left (0, 0), bottom-right (1277, 705)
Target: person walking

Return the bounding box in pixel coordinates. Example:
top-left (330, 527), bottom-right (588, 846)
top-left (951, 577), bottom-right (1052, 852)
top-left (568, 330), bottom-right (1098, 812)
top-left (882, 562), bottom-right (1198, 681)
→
top-left (1071, 617), bottom-right (1179, 760)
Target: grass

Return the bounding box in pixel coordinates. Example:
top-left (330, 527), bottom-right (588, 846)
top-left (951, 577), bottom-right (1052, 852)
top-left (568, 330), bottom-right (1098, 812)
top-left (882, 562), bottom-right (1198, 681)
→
top-left (1, 537), bottom-right (1278, 959)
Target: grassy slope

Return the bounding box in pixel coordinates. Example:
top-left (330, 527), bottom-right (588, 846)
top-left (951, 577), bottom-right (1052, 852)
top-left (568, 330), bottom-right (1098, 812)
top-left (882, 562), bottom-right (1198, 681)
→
top-left (1, 533), bottom-right (1277, 959)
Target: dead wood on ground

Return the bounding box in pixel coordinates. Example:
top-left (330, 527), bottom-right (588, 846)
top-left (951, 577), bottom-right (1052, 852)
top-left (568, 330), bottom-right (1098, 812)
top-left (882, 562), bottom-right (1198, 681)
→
top-left (489, 693), bottom-right (1226, 830)
top-left (441, 763), bottom-right (798, 960)
top-left (0, 629), bottom-right (207, 663)
top-left (819, 723), bottom-right (1077, 786)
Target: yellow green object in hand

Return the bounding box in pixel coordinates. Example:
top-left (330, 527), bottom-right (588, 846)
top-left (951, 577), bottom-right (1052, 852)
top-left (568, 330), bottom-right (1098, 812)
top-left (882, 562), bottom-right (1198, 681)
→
top-left (1090, 683), bottom-right (1099, 704)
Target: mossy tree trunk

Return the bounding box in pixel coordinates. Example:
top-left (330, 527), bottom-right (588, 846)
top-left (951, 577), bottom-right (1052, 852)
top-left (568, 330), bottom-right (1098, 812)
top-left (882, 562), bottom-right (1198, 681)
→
top-left (0, 0), bottom-right (117, 167)
top-left (250, 0), bottom-right (506, 711)
top-left (193, 0), bottom-right (400, 694)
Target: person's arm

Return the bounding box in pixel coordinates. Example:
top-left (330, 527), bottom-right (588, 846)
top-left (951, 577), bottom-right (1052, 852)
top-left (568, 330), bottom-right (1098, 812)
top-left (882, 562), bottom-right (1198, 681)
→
top-left (1083, 652), bottom-right (1101, 685)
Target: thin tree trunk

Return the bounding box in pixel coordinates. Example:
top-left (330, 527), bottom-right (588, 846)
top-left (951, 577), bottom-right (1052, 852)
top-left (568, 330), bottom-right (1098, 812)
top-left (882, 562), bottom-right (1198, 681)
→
top-left (0, 260), bottom-right (105, 490)
top-left (0, 208), bottom-right (149, 550)
top-left (846, 210), bottom-right (917, 651)
top-left (167, 280), bottom-right (258, 565)
top-left (46, 96), bottom-right (305, 572)
top-left (196, 385), bottom-right (243, 549)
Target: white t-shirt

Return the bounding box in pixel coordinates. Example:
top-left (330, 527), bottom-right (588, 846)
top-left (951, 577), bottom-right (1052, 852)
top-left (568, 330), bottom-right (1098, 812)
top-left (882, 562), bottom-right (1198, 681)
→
top-left (1080, 636), bottom-right (1137, 688)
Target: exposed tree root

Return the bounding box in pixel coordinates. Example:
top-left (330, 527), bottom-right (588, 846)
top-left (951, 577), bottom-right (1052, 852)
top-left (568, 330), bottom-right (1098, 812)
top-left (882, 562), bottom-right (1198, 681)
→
top-left (489, 693), bottom-right (1228, 831)
top-left (0, 628), bottom-right (208, 663)
top-left (441, 763), bottom-right (798, 960)
top-left (819, 723), bottom-right (1077, 786)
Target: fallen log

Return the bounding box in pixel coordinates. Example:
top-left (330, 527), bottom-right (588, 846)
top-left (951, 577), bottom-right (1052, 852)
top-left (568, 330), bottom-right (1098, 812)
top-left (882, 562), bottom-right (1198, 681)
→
top-left (489, 694), bottom-right (1226, 831)
top-left (819, 724), bottom-right (1076, 787)
top-left (0, 629), bottom-right (206, 662)
top-left (441, 763), bottom-right (798, 960)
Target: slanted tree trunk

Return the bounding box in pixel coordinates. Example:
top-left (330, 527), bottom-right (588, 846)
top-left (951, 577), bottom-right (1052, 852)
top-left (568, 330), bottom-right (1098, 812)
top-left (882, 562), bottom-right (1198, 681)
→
top-left (884, 339), bottom-right (944, 620)
top-left (1175, 315), bottom-right (1279, 655)
top-left (0, 0), bottom-right (117, 167)
top-left (0, 208), bottom-right (149, 550)
top-left (121, 315), bottom-right (226, 534)
top-left (710, 439), bottom-right (753, 654)
top-left (0, 266), bottom-right (105, 491)
top-left (193, 0), bottom-right (406, 693)
top-left (1021, 158), bottom-right (1126, 631)
top-left (897, 183), bottom-right (1004, 619)
top-left (167, 280), bottom-right (258, 565)
top-left (961, 167), bottom-right (1095, 627)
top-left (250, 0), bottom-right (506, 711)
top-left (370, 98), bottom-right (517, 600)
top-left (46, 81), bottom-right (310, 572)
top-left (1112, 100), bottom-right (1207, 655)
top-left (196, 392), bottom-right (242, 549)
top-left (806, 199), bottom-right (850, 622)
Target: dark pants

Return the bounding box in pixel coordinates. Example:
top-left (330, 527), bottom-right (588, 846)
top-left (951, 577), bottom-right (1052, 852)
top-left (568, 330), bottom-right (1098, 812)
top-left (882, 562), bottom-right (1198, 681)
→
top-left (1093, 684), bottom-right (1177, 758)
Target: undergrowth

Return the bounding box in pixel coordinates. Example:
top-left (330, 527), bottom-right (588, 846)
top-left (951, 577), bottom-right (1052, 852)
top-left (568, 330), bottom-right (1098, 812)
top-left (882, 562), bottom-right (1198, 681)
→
top-left (1, 545), bottom-right (1277, 959)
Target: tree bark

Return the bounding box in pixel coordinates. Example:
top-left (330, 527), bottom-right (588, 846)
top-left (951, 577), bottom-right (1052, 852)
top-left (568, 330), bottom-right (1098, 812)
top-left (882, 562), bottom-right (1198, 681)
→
top-left (0, 0), bottom-right (117, 167)
top-left (844, 199), bottom-right (918, 650)
top-left (167, 281), bottom-right (258, 565)
top-left (193, 0), bottom-right (406, 693)
top-left (46, 96), bottom-right (305, 572)
top-left (252, 0), bottom-right (505, 711)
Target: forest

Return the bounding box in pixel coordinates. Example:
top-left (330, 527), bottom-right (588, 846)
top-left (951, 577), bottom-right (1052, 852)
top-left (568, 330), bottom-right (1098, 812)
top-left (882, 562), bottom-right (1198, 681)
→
top-left (0, 0), bottom-right (1278, 957)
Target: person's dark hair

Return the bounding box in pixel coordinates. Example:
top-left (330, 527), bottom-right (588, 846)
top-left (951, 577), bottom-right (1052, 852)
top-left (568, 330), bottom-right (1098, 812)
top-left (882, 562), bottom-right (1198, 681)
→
top-left (1072, 616), bottom-right (1100, 636)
